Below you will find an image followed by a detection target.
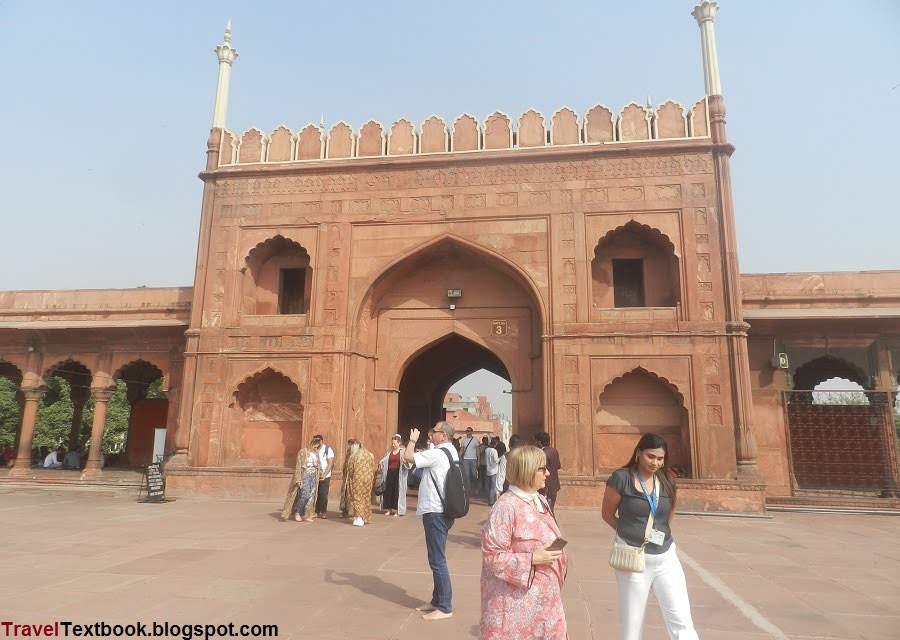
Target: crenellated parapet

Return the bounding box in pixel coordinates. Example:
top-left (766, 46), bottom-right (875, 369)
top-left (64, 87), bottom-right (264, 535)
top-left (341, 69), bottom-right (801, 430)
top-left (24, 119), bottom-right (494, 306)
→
top-left (216, 99), bottom-right (710, 167)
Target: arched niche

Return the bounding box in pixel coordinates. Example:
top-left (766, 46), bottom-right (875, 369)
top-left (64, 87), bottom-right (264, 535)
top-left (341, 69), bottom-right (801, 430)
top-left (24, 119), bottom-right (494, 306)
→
top-left (594, 368), bottom-right (690, 475)
top-left (591, 221), bottom-right (680, 314)
top-left (226, 368), bottom-right (304, 467)
top-left (243, 235), bottom-right (312, 316)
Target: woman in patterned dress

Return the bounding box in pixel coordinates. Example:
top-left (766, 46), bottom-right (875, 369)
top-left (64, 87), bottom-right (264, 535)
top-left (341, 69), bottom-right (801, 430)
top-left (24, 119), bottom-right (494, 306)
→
top-left (281, 436), bottom-right (322, 522)
top-left (378, 434), bottom-right (413, 516)
top-left (480, 445), bottom-right (568, 639)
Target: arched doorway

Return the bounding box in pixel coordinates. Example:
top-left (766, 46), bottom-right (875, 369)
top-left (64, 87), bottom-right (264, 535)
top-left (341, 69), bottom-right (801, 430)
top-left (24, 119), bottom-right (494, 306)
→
top-left (786, 356), bottom-right (894, 493)
top-left (397, 334), bottom-right (510, 442)
top-left (350, 236), bottom-right (545, 451)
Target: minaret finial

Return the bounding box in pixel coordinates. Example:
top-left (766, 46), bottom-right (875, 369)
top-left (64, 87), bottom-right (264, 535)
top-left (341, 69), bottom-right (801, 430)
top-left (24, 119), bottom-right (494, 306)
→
top-left (212, 22), bottom-right (238, 129)
top-left (692, 1), bottom-right (722, 96)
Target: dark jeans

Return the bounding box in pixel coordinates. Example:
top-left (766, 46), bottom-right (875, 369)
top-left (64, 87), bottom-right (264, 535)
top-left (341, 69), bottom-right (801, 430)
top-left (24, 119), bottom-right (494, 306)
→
top-left (315, 477), bottom-right (330, 514)
top-left (461, 459), bottom-right (477, 495)
top-left (423, 512), bottom-right (455, 613)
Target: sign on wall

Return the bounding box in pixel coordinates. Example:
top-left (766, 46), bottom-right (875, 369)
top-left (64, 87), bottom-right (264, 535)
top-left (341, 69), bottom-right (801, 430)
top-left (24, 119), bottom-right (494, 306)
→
top-left (491, 320), bottom-right (508, 336)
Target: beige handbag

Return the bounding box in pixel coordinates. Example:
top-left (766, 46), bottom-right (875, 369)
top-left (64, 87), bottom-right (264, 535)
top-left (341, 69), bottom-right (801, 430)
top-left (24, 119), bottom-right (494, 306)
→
top-left (608, 476), bottom-right (658, 573)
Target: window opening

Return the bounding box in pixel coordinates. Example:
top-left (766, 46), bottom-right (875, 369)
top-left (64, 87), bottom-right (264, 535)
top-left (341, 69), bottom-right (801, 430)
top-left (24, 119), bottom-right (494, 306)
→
top-left (279, 268), bottom-right (306, 314)
top-left (612, 259), bottom-right (645, 307)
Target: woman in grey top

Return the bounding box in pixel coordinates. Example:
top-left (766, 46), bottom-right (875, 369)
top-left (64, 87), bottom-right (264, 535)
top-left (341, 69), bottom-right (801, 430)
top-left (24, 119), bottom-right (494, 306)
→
top-left (601, 433), bottom-right (699, 640)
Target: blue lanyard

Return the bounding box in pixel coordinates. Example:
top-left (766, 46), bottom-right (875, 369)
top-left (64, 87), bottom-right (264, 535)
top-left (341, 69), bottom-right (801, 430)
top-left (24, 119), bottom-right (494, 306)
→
top-left (637, 474), bottom-right (657, 519)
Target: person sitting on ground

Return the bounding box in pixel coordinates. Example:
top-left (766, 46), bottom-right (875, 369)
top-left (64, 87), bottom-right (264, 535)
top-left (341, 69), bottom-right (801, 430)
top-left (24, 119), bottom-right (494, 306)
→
top-left (63, 446), bottom-right (82, 470)
top-left (43, 446), bottom-right (64, 469)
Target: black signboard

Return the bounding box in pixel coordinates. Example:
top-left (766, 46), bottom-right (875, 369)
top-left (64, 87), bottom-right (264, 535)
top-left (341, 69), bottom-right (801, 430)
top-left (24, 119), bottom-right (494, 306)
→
top-left (141, 462), bottom-right (166, 502)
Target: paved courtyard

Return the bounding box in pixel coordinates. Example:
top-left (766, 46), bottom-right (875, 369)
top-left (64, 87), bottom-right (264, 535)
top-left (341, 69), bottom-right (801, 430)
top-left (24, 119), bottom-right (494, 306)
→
top-left (1, 487), bottom-right (897, 640)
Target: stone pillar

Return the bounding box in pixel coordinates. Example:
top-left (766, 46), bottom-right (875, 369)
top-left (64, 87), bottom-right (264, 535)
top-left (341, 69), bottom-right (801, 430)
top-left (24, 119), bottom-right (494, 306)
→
top-left (692, 1), bottom-right (721, 96)
top-left (10, 387), bottom-right (46, 476)
top-left (212, 22), bottom-right (238, 129)
top-left (82, 388), bottom-right (114, 477)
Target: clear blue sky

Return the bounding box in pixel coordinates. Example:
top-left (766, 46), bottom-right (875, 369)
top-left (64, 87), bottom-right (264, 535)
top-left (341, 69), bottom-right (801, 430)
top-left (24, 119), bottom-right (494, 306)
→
top-left (2, 2), bottom-right (898, 414)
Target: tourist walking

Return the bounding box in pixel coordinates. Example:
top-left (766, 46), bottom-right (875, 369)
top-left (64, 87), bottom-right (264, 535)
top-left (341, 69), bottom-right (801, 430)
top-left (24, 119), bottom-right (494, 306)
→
top-left (480, 445), bottom-right (568, 639)
top-left (601, 433), bottom-right (699, 640)
top-left (535, 430), bottom-right (562, 512)
top-left (459, 427), bottom-right (479, 495)
top-left (483, 441), bottom-right (499, 506)
top-left (313, 434), bottom-right (335, 519)
top-left (281, 436), bottom-right (322, 522)
top-left (342, 440), bottom-right (376, 526)
top-left (378, 434), bottom-right (412, 516)
top-left (495, 433), bottom-right (524, 496)
top-left (404, 422), bottom-right (459, 621)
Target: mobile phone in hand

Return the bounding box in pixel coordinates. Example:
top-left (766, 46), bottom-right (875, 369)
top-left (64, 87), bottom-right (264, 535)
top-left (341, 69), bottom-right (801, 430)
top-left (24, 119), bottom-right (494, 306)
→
top-left (546, 537), bottom-right (568, 551)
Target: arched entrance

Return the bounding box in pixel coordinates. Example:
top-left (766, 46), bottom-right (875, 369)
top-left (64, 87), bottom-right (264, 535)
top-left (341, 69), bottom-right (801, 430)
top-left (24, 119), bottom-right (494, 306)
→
top-left (397, 333), bottom-right (510, 441)
top-left (350, 236), bottom-right (545, 450)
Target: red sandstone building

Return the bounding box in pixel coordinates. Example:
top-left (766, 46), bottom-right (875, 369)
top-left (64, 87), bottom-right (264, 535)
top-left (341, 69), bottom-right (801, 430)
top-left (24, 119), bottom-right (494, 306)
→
top-left (2, 4), bottom-right (897, 511)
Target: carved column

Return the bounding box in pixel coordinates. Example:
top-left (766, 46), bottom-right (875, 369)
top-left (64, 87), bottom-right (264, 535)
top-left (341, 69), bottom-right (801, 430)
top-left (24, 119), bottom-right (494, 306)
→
top-left (692, 1), bottom-right (721, 96)
top-left (212, 22), bottom-right (238, 129)
top-left (10, 387), bottom-right (46, 476)
top-left (82, 388), bottom-right (114, 476)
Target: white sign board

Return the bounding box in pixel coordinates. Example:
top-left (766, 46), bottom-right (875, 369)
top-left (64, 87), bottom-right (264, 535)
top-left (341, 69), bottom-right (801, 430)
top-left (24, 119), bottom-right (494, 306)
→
top-left (152, 428), bottom-right (166, 463)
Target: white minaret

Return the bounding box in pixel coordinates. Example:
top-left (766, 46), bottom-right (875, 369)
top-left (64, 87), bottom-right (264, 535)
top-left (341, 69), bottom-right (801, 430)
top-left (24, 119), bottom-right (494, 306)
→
top-left (212, 21), bottom-right (238, 129)
top-left (691, 1), bottom-right (721, 96)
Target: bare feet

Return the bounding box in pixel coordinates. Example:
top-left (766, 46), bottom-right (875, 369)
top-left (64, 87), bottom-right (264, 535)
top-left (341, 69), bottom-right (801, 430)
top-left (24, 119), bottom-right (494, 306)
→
top-left (293, 514), bottom-right (302, 522)
top-left (421, 610), bottom-right (452, 621)
top-left (392, 513), bottom-right (399, 518)
top-left (415, 605), bottom-right (436, 612)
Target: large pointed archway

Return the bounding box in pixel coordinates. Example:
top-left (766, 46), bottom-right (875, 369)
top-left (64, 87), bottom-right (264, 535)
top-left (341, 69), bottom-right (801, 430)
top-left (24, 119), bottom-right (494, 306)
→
top-left (397, 333), bottom-right (510, 442)
top-left (348, 235), bottom-right (545, 450)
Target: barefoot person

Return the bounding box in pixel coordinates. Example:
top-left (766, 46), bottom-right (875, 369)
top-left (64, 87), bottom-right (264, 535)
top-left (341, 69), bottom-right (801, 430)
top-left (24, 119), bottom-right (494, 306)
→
top-left (404, 422), bottom-right (458, 621)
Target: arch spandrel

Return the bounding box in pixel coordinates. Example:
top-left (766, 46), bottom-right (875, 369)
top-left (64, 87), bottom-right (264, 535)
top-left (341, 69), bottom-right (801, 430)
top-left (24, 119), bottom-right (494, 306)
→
top-left (350, 233), bottom-right (549, 337)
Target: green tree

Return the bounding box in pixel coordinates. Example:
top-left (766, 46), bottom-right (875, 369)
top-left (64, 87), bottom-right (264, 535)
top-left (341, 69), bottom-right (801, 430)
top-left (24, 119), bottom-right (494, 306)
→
top-left (33, 376), bottom-right (74, 451)
top-left (0, 377), bottom-right (20, 450)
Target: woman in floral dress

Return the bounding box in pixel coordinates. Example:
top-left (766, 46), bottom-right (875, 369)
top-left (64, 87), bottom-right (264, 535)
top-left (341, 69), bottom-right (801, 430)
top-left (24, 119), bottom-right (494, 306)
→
top-left (480, 445), bottom-right (568, 639)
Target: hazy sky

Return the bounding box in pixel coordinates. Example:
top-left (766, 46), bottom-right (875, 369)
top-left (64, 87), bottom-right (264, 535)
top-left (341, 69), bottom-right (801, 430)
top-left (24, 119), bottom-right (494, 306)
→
top-left (1, 1), bottom-right (898, 416)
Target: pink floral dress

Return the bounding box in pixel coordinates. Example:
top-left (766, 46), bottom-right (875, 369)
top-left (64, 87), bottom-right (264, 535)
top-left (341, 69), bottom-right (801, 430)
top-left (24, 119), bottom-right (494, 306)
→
top-left (480, 491), bottom-right (569, 639)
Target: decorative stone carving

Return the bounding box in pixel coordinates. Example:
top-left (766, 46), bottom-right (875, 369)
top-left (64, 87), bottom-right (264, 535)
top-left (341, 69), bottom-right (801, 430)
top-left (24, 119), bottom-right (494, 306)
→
top-left (237, 128), bottom-right (265, 163)
top-left (618, 103), bottom-right (651, 141)
top-left (584, 105), bottom-right (615, 143)
top-left (267, 125), bottom-right (293, 161)
top-left (220, 130), bottom-right (236, 165)
top-left (452, 114), bottom-right (480, 152)
top-left (326, 122), bottom-right (354, 159)
top-left (420, 116), bottom-right (449, 153)
top-left (517, 109), bottom-right (546, 148)
top-left (550, 107), bottom-right (580, 145)
top-left (357, 120), bottom-right (386, 157)
top-left (690, 99), bottom-right (709, 137)
top-left (296, 124), bottom-right (324, 160)
top-left (388, 119), bottom-right (416, 155)
top-left (655, 101), bottom-right (687, 139)
top-left (483, 112), bottom-right (512, 149)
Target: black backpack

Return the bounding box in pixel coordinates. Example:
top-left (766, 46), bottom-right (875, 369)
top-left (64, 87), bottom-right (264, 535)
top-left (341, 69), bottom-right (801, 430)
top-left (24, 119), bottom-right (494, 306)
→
top-left (428, 447), bottom-right (469, 519)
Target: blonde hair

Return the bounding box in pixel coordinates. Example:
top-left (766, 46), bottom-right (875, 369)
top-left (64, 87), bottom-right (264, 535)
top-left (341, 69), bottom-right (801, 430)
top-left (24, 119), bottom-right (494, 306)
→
top-left (505, 445), bottom-right (547, 490)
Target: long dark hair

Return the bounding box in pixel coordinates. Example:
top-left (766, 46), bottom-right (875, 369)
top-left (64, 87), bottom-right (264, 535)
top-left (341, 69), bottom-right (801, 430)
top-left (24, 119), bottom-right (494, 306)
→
top-left (622, 433), bottom-right (677, 505)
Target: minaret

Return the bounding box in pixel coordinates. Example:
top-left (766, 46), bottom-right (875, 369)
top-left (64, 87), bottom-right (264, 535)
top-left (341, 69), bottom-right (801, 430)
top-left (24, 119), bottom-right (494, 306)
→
top-left (212, 21), bottom-right (238, 129)
top-left (692, 1), bottom-right (721, 96)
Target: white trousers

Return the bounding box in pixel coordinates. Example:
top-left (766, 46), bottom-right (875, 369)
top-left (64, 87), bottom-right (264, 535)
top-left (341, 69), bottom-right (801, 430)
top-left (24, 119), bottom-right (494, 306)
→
top-left (614, 542), bottom-right (699, 640)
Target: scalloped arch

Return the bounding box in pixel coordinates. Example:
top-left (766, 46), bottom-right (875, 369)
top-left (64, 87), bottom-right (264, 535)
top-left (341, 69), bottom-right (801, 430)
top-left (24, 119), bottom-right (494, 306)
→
top-left (0, 359), bottom-right (23, 385)
top-left (593, 220), bottom-right (678, 258)
top-left (793, 355), bottom-right (870, 391)
top-left (42, 359), bottom-right (92, 384)
top-left (114, 358), bottom-right (164, 382)
top-left (244, 234), bottom-right (310, 267)
top-left (599, 366), bottom-right (687, 405)
top-left (231, 366), bottom-right (302, 405)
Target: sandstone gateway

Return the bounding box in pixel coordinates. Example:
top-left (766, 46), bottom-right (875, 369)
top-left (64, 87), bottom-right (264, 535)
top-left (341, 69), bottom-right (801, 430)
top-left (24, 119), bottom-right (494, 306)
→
top-left (3, 3), bottom-right (898, 511)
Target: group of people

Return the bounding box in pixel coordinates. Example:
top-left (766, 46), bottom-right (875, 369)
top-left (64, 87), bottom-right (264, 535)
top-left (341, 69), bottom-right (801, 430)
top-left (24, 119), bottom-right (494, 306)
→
top-left (21, 445), bottom-right (85, 469)
top-left (280, 426), bottom-right (698, 640)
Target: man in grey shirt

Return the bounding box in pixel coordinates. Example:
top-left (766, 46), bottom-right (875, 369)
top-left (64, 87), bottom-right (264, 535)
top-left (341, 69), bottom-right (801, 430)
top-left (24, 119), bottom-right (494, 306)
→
top-left (458, 427), bottom-right (479, 495)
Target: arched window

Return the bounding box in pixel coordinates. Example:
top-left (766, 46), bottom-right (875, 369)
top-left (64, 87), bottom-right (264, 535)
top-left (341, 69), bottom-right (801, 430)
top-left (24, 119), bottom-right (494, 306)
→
top-left (244, 236), bottom-right (312, 316)
top-left (591, 222), bottom-right (680, 313)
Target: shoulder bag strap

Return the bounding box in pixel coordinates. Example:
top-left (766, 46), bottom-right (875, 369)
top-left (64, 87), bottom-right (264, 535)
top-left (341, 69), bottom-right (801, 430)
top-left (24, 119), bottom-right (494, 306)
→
top-left (427, 447), bottom-right (454, 508)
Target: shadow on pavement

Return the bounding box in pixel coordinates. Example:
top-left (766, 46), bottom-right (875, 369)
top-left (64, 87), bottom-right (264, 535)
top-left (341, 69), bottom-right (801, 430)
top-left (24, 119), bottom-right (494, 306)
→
top-left (324, 569), bottom-right (422, 609)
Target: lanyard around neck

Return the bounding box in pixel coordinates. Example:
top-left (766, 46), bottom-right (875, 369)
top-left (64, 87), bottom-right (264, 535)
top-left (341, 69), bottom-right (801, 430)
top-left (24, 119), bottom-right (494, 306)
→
top-left (637, 473), bottom-right (658, 519)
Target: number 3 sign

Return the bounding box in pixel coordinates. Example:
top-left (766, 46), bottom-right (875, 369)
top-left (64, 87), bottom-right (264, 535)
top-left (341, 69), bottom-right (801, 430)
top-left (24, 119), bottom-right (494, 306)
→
top-left (491, 320), bottom-right (507, 336)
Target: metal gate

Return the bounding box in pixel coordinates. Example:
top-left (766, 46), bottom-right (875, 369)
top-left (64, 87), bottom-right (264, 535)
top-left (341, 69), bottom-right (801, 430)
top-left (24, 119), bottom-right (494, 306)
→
top-left (784, 390), bottom-right (900, 495)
